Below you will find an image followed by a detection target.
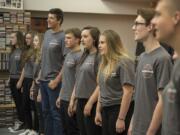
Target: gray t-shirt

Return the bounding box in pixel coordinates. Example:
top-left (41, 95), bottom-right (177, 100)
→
top-left (132, 47), bottom-right (172, 135)
top-left (60, 50), bottom-right (82, 101)
top-left (33, 62), bottom-right (40, 79)
top-left (162, 59), bottom-right (180, 135)
top-left (99, 58), bottom-right (135, 107)
top-left (75, 53), bottom-right (98, 99)
top-left (40, 30), bottom-right (68, 81)
top-left (24, 55), bottom-right (34, 78)
top-left (9, 48), bottom-right (22, 79)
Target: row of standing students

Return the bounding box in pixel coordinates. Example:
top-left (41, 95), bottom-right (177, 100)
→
top-left (9, 1), bottom-right (180, 135)
top-left (9, 31), bottom-right (44, 135)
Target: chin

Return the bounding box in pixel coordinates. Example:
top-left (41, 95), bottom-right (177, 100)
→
top-left (48, 25), bottom-right (52, 28)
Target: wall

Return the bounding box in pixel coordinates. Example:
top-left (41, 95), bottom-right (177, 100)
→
top-left (24, 0), bottom-right (151, 57)
top-left (31, 11), bottom-right (137, 57)
top-left (24, 0), bottom-right (149, 15)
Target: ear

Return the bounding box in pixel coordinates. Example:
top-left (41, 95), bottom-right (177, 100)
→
top-left (173, 11), bottom-right (180, 25)
top-left (147, 23), bottom-right (154, 32)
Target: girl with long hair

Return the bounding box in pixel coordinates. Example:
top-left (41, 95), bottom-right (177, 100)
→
top-left (30, 32), bottom-right (44, 135)
top-left (95, 30), bottom-right (134, 135)
top-left (8, 31), bottom-right (25, 132)
top-left (69, 26), bottom-right (101, 135)
top-left (17, 32), bottom-right (38, 135)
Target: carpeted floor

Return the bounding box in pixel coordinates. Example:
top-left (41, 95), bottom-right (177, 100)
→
top-left (0, 128), bottom-right (25, 135)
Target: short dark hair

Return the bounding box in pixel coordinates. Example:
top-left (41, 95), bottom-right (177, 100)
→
top-left (49, 8), bottom-right (64, 25)
top-left (65, 28), bottom-right (81, 39)
top-left (163, 0), bottom-right (180, 11)
top-left (137, 8), bottom-right (156, 25)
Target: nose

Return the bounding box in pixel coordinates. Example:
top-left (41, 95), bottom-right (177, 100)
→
top-left (151, 17), bottom-right (156, 26)
top-left (132, 25), bottom-right (136, 31)
top-left (98, 43), bottom-right (101, 48)
top-left (81, 37), bottom-right (83, 43)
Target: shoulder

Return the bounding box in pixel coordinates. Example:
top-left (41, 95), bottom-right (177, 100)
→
top-left (119, 56), bottom-right (134, 66)
top-left (156, 48), bottom-right (171, 63)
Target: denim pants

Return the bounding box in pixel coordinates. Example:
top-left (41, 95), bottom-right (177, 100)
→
top-left (40, 81), bottom-right (64, 135)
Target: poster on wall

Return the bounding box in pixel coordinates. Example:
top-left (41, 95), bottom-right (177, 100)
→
top-left (0, 0), bottom-right (23, 10)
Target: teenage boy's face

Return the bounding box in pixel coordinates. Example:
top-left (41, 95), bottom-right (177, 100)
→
top-left (132, 15), bottom-right (149, 42)
top-left (47, 13), bottom-right (60, 29)
top-left (65, 33), bottom-right (79, 49)
top-left (152, 1), bottom-right (176, 43)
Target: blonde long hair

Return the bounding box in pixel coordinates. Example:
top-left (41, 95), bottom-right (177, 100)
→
top-left (98, 30), bottom-right (130, 81)
top-left (33, 33), bottom-right (44, 64)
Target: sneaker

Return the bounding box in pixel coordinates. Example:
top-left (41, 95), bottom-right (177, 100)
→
top-left (18, 129), bottom-right (31, 135)
top-left (28, 130), bottom-right (38, 135)
top-left (8, 120), bottom-right (24, 133)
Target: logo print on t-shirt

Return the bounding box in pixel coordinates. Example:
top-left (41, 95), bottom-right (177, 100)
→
top-left (167, 83), bottom-right (177, 103)
top-left (142, 64), bottom-right (154, 78)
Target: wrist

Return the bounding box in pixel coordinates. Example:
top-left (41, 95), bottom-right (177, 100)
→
top-left (118, 117), bottom-right (125, 121)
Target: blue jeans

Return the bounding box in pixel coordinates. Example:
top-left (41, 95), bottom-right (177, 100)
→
top-left (40, 81), bottom-right (64, 135)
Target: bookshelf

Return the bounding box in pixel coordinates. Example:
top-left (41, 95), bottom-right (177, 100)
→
top-left (0, 0), bottom-right (23, 10)
top-left (0, 10), bottom-right (31, 127)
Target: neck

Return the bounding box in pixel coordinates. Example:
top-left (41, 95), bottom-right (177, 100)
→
top-left (52, 25), bottom-right (61, 33)
top-left (89, 46), bottom-right (97, 54)
top-left (143, 35), bottom-right (160, 53)
top-left (71, 44), bottom-right (80, 52)
top-left (15, 45), bottom-right (19, 49)
top-left (171, 25), bottom-right (180, 57)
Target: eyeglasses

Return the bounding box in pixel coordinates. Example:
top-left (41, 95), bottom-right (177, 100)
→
top-left (133, 22), bottom-right (146, 28)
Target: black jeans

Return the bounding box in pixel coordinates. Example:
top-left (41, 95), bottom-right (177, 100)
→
top-left (36, 101), bottom-right (44, 134)
top-left (76, 99), bottom-right (101, 135)
top-left (60, 100), bottom-right (80, 135)
top-left (9, 78), bottom-right (24, 122)
top-left (22, 78), bottom-right (38, 130)
top-left (102, 101), bottom-right (134, 135)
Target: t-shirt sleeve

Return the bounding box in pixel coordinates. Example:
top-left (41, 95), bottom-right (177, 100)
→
top-left (120, 58), bottom-right (135, 87)
top-left (61, 38), bottom-right (69, 58)
top-left (155, 56), bottom-right (172, 90)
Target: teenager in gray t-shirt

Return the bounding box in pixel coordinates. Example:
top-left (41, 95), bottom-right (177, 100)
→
top-left (95, 30), bottom-right (134, 135)
top-left (162, 59), bottom-right (180, 135)
top-left (56, 28), bottom-right (82, 135)
top-left (9, 31), bottom-right (25, 131)
top-left (39, 8), bottom-right (67, 135)
top-left (16, 32), bottom-right (36, 132)
top-left (130, 8), bottom-right (172, 135)
top-left (133, 47), bottom-right (172, 135)
top-left (152, 1), bottom-right (180, 134)
top-left (73, 26), bottom-right (101, 135)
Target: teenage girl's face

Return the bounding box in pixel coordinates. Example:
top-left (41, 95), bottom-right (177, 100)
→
top-left (33, 35), bottom-right (40, 49)
top-left (132, 15), bottom-right (150, 42)
top-left (25, 33), bottom-right (33, 46)
top-left (81, 29), bottom-right (94, 50)
top-left (99, 35), bottom-right (107, 55)
top-left (10, 33), bottom-right (17, 46)
top-left (152, 1), bottom-right (178, 44)
top-left (65, 33), bottom-right (79, 49)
